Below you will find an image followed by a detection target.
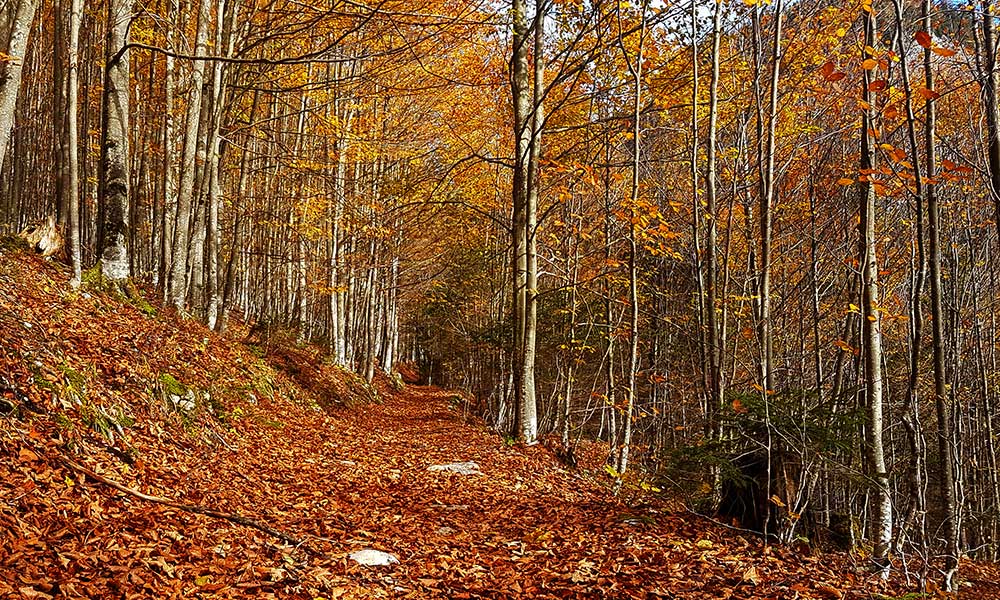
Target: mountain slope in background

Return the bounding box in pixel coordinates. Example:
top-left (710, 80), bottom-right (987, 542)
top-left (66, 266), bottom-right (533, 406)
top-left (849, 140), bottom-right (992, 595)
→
top-left (2, 245), bottom-right (998, 599)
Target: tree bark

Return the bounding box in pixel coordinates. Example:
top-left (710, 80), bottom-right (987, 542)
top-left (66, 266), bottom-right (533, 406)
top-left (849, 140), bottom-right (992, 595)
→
top-left (616, 0), bottom-right (647, 477)
top-left (860, 3), bottom-right (892, 577)
top-left (510, 0), bottom-right (539, 444)
top-left (168, 0), bottom-right (212, 311)
top-left (0, 0), bottom-right (40, 173)
top-left (98, 0), bottom-right (131, 281)
top-left (67, 0), bottom-right (82, 286)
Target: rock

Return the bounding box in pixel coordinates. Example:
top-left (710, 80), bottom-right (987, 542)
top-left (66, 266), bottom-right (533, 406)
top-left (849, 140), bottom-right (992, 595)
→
top-left (170, 390), bottom-right (196, 413)
top-left (428, 461), bottom-right (481, 475)
top-left (349, 549), bottom-right (399, 567)
top-left (436, 526), bottom-right (456, 536)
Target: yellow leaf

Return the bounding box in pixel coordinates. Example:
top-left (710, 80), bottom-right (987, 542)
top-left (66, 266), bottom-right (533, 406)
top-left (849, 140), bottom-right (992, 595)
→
top-left (837, 177), bottom-right (854, 186)
top-left (743, 565), bottom-right (761, 585)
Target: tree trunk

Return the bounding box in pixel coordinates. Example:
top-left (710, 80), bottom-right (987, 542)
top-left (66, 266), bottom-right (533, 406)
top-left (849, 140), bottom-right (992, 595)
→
top-left (860, 3), bottom-right (892, 577)
top-left (0, 0), bottom-right (40, 172)
top-left (66, 0), bottom-right (82, 286)
top-left (98, 0), bottom-right (131, 281)
top-left (705, 0), bottom-right (724, 497)
top-left (927, 1), bottom-right (958, 589)
top-left (510, 0), bottom-right (539, 444)
top-left (616, 0), bottom-right (647, 477)
top-left (168, 0), bottom-right (211, 311)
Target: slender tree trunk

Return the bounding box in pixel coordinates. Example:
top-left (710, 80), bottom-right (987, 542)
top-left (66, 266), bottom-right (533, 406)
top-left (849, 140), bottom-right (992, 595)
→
top-left (759, 0), bottom-right (782, 394)
top-left (616, 0), bottom-right (647, 476)
top-left (705, 0), bottom-right (724, 494)
top-left (168, 0), bottom-right (211, 311)
top-left (161, 18), bottom-right (177, 302)
top-left (67, 0), bottom-right (82, 286)
top-left (205, 0), bottom-right (232, 330)
top-left (890, 0), bottom-right (929, 571)
top-left (0, 0), bottom-right (40, 172)
top-left (860, 3), bottom-right (891, 577)
top-left (982, 1), bottom-right (1000, 241)
top-left (924, 2), bottom-right (959, 588)
top-left (98, 0), bottom-right (131, 281)
top-left (510, 0), bottom-right (539, 443)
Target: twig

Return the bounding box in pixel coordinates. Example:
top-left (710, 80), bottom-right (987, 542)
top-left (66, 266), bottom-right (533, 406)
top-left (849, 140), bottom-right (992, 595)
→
top-left (61, 456), bottom-right (316, 553)
top-left (683, 508), bottom-right (781, 543)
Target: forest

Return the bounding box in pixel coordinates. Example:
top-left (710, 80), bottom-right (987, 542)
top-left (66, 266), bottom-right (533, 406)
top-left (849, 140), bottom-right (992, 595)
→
top-left (2, 0), bottom-right (1000, 594)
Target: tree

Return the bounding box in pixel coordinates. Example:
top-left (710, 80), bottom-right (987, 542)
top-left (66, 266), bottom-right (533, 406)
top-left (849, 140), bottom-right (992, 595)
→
top-left (859, 0), bottom-right (891, 577)
top-left (510, 0), bottom-right (543, 444)
top-left (0, 0), bottom-right (40, 173)
top-left (66, 0), bottom-right (82, 286)
top-left (98, 0), bottom-right (131, 281)
top-left (168, 0), bottom-right (212, 311)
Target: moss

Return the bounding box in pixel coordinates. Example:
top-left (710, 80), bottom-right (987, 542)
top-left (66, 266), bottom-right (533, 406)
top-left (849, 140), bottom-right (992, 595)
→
top-left (59, 362), bottom-right (87, 400)
top-left (54, 412), bottom-right (74, 430)
top-left (158, 373), bottom-right (188, 397)
top-left (248, 368), bottom-right (275, 398)
top-left (81, 403), bottom-right (134, 435)
top-left (0, 235), bottom-right (31, 253)
top-left (29, 364), bottom-right (57, 393)
top-left (81, 265), bottom-right (157, 317)
top-left (126, 281), bottom-right (157, 317)
top-left (389, 372), bottom-right (405, 391)
top-left (80, 264), bottom-right (105, 288)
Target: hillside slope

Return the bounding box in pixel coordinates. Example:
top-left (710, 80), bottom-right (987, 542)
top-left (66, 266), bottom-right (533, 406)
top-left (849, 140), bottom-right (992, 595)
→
top-left (1, 247), bottom-right (998, 599)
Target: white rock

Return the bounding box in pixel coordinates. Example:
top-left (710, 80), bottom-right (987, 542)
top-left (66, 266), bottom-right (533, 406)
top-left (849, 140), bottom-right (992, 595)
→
top-left (349, 549), bottom-right (399, 567)
top-left (428, 461), bottom-right (481, 475)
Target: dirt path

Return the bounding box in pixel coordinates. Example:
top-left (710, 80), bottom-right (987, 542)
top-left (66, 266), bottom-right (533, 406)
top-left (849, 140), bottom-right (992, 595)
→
top-left (192, 386), bottom-right (891, 599)
top-left (3, 251), bottom-right (996, 599)
top-left (1, 380), bottom-right (956, 599)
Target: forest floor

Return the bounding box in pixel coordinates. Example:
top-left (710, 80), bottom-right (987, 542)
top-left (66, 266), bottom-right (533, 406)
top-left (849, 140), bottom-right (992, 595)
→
top-left (2, 245), bottom-right (999, 599)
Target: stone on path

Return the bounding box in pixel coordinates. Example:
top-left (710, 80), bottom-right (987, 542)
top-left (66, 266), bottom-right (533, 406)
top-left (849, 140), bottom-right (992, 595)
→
top-left (427, 461), bottom-right (481, 475)
top-left (348, 549), bottom-right (399, 566)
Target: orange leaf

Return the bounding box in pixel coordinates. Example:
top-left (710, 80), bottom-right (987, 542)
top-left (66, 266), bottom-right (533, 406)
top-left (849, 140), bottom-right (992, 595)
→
top-left (820, 61), bottom-right (834, 78)
top-left (915, 30), bottom-right (932, 49)
top-left (837, 178), bottom-right (854, 186)
top-left (869, 79), bottom-right (887, 91)
top-left (828, 72), bottom-right (846, 82)
top-left (862, 59), bottom-right (878, 70)
top-left (932, 47), bottom-right (957, 57)
top-left (918, 87), bottom-right (941, 100)
top-left (815, 583), bottom-right (844, 599)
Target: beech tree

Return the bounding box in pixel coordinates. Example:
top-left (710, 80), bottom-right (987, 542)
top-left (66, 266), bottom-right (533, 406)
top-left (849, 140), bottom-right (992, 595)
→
top-left (98, 0), bottom-right (131, 281)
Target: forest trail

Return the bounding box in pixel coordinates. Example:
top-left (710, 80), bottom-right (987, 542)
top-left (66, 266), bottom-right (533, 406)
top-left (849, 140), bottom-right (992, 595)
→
top-left (2, 379), bottom-right (942, 600)
top-left (1, 249), bottom-right (998, 599)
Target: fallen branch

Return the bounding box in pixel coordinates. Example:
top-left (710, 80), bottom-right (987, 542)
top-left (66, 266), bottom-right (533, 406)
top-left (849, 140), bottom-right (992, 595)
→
top-left (61, 456), bottom-right (315, 553)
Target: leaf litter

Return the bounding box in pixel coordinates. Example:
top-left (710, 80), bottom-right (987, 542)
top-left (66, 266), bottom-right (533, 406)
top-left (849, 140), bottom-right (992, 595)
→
top-left (1, 250), bottom-right (998, 599)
